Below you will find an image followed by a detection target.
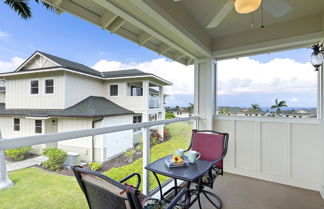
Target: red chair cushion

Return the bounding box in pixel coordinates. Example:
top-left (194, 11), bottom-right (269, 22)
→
top-left (191, 132), bottom-right (224, 169)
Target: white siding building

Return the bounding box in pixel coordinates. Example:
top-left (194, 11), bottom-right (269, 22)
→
top-left (0, 51), bottom-right (171, 162)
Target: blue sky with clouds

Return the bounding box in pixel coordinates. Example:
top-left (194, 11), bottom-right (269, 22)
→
top-left (0, 2), bottom-right (318, 108)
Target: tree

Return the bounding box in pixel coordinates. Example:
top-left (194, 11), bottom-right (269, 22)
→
top-left (186, 103), bottom-right (194, 115)
top-left (249, 104), bottom-right (262, 113)
top-left (219, 108), bottom-right (229, 115)
top-left (165, 112), bottom-right (176, 119)
top-left (271, 99), bottom-right (288, 115)
top-left (3, 0), bottom-right (61, 19)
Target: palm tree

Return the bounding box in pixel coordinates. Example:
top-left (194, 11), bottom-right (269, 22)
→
top-left (271, 99), bottom-right (288, 115)
top-left (3, 0), bottom-right (61, 19)
top-left (250, 104), bottom-right (262, 112)
top-left (186, 103), bottom-right (194, 115)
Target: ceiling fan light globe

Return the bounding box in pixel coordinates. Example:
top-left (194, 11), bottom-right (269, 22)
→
top-left (235, 0), bottom-right (262, 14)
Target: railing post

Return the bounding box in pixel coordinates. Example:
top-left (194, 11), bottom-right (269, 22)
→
top-left (0, 131), bottom-right (13, 189)
top-left (193, 118), bottom-right (198, 130)
top-left (142, 127), bottom-right (150, 195)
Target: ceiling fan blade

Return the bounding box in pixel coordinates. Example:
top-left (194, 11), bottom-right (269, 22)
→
top-left (263, 0), bottom-right (292, 18)
top-left (207, 1), bottom-right (234, 28)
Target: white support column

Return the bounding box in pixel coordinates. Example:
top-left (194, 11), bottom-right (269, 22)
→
top-left (142, 127), bottom-right (150, 195)
top-left (194, 58), bottom-right (217, 130)
top-left (159, 86), bottom-right (164, 109)
top-left (320, 64), bottom-right (324, 200)
top-left (0, 132), bottom-right (13, 190)
top-left (143, 80), bottom-right (150, 110)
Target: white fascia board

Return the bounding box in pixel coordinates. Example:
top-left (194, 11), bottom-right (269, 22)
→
top-left (104, 75), bottom-right (172, 86)
top-left (0, 68), bottom-right (172, 86)
top-left (213, 32), bottom-right (324, 60)
top-left (0, 68), bottom-right (103, 80)
top-left (25, 117), bottom-right (50, 120)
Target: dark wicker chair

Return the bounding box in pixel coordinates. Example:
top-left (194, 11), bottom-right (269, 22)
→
top-left (185, 129), bottom-right (229, 209)
top-left (72, 166), bottom-right (188, 209)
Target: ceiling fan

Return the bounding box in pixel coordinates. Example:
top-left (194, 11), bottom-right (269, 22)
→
top-left (174, 0), bottom-right (292, 28)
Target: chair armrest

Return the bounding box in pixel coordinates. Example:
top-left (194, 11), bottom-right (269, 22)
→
top-left (212, 154), bottom-right (225, 165)
top-left (119, 173), bottom-right (141, 189)
top-left (165, 188), bottom-right (188, 209)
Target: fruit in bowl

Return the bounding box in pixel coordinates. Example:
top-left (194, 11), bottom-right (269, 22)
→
top-left (172, 154), bottom-right (184, 162)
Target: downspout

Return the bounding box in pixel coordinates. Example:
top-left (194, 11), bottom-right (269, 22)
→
top-left (91, 117), bottom-right (103, 162)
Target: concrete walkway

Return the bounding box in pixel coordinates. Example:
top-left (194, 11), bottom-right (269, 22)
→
top-left (6, 156), bottom-right (47, 172)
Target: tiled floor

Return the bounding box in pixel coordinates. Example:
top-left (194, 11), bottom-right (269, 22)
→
top-left (191, 173), bottom-right (324, 209)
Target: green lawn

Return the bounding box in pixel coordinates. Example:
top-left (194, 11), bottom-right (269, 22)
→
top-left (104, 121), bottom-right (193, 190)
top-left (0, 167), bottom-right (88, 209)
top-left (0, 122), bottom-right (192, 209)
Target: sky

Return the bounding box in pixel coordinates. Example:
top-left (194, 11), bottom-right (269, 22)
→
top-left (0, 2), bottom-right (318, 108)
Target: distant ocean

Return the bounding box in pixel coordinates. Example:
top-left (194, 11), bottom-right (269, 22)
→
top-left (242, 107), bottom-right (316, 112)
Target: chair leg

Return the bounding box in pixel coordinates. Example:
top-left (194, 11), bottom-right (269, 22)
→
top-left (202, 190), bottom-right (222, 209)
top-left (197, 192), bottom-right (202, 209)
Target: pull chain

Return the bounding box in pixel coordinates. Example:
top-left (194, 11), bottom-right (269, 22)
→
top-left (261, 0), bottom-right (265, 28)
top-left (251, 12), bottom-right (254, 28)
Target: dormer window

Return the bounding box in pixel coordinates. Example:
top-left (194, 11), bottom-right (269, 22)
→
top-left (45, 79), bottom-right (54, 94)
top-left (30, 80), bottom-right (39, 95)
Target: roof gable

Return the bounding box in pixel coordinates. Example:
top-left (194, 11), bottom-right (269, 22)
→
top-left (16, 52), bottom-right (59, 72)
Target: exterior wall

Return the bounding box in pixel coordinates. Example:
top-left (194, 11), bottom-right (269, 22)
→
top-left (101, 115), bottom-right (134, 161)
top-left (105, 81), bottom-right (147, 112)
top-left (64, 72), bottom-right (105, 108)
top-left (0, 92), bottom-right (5, 103)
top-left (214, 116), bottom-right (322, 191)
top-left (5, 71), bottom-right (65, 109)
top-left (0, 116), bottom-right (51, 154)
top-left (57, 118), bottom-right (93, 161)
top-left (57, 115), bottom-right (133, 162)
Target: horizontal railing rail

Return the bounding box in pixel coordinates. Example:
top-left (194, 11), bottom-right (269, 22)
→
top-left (0, 116), bottom-right (199, 195)
top-left (0, 116), bottom-right (199, 151)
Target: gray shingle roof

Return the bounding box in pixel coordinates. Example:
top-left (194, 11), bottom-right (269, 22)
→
top-left (0, 96), bottom-right (133, 118)
top-left (101, 69), bottom-right (152, 78)
top-left (4, 51), bottom-right (171, 85)
top-left (37, 51), bottom-right (103, 77)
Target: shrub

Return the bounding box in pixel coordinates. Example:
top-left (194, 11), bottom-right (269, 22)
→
top-left (150, 129), bottom-right (162, 145)
top-left (43, 148), bottom-right (67, 171)
top-left (163, 127), bottom-right (171, 140)
top-left (124, 149), bottom-right (136, 161)
top-left (165, 112), bottom-right (176, 119)
top-left (135, 143), bottom-right (143, 152)
top-left (5, 146), bottom-right (32, 161)
top-left (88, 162), bottom-right (102, 171)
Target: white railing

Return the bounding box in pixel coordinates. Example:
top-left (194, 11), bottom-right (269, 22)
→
top-left (149, 97), bottom-right (161, 109)
top-left (0, 116), bottom-right (199, 195)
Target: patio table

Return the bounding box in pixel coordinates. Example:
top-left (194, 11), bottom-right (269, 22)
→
top-left (145, 155), bottom-right (214, 209)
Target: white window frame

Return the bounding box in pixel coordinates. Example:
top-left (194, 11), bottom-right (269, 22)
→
top-left (109, 84), bottom-right (119, 97)
top-left (44, 78), bottom-right (54, 95)
top-left (30, 80), bottom-right (39, 95)
top-left (13, 118), bottom-right (20, 131)
top-left (35, 120), bottom-right (42, 134)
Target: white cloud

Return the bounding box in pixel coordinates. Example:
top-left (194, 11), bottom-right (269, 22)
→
top-left (217, 57), bottom-right (316, 95)
top-left (0, 57), bottom-right (25, 73)
top-left (92, 57), bottom-right (316, 99)
top-left (92, 58), bottom-right (194, 95)
top-left (0, 31), bottom-right (9, 40)
top-left (290, 97), bottom-right (300, 103)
